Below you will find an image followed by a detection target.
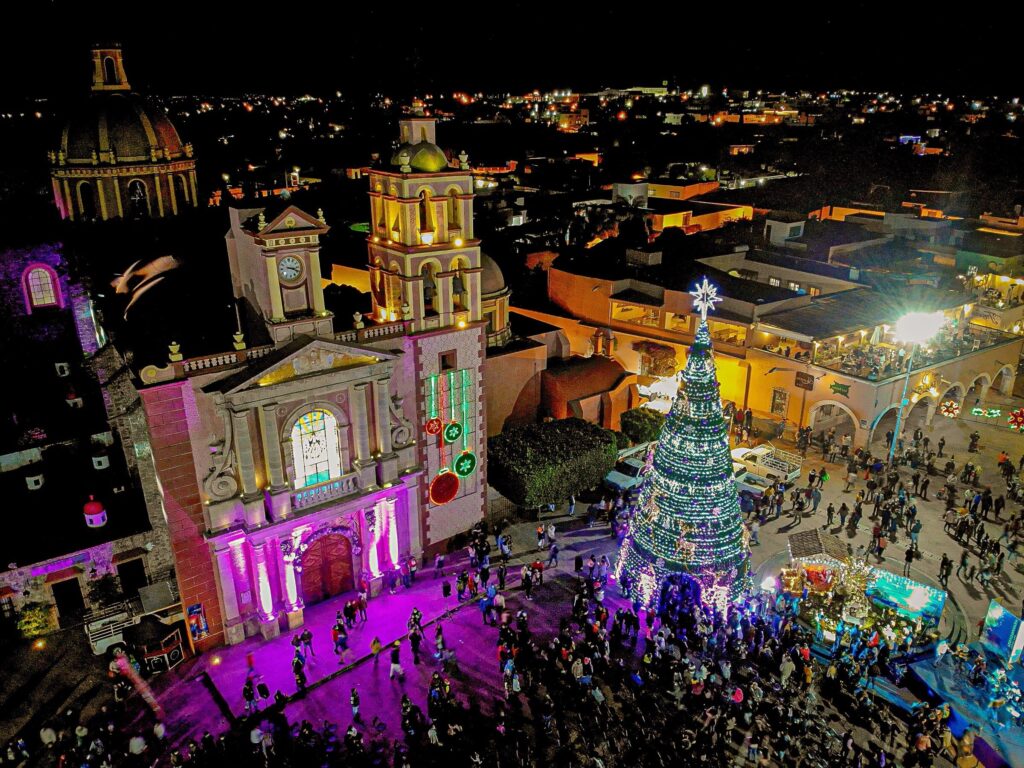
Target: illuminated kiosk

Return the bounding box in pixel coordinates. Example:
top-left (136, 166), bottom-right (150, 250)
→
top-left (782, 529), bottom-right (946, 648)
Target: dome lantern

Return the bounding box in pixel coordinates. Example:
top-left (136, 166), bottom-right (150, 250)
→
top-left (84, 495), bottom-right (108, 528)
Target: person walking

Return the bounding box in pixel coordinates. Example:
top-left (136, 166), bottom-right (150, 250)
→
top-left (409, 625), bottom-right (423, 665)
top-left (389, 641), bottom-right (405, 680)
top-left (547, 543), bottom-right (559, 568)
top-left (956, 550), bottom-right (970, 580)
top-left (826, 502), bottom-right (835, 527)
top-left (875, 534), bottom-right (888, 563)
top-left (371, 636), bottom-right (383, 665)
top-left (350, 688), bottom-right (361, 722)
top-left (919, 476), bottom-right (930, 500)
top-left (811, 487), bottom-right (822, 515)
top-left (903, 545), bottom-right (915, 576)
top-left (939, 553), bottom-right (952, 588)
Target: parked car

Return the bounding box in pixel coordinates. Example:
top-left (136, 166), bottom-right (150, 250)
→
top-left (730, 442), bottom-right (802, 484)
top-left (604, 457), bottom-right (647, 493)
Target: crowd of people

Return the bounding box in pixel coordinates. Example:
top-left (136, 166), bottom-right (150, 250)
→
top-left (11, 418), bottom-right (1024, 768)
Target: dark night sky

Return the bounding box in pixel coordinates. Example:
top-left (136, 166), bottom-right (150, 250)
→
top-left (6, 1), bottom-right (1017, 98)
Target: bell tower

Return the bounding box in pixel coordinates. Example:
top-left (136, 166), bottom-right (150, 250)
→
top-left (91, 44), bottom-right (130, 92)
top-left (363, 117), bottom-right (489, 555)
top-left (365, 117), bottom-right (481, 331)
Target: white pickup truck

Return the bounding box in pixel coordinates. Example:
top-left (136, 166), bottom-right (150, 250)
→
top-left (731, 442), bottom-right (803, 485)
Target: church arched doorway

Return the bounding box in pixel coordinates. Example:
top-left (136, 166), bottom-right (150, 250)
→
top-left (300, 533), bottom-right (353, 605)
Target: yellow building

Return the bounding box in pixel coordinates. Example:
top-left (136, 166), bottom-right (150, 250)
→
top-left (518, 242), bottom-right (1024, 448)
top-left (49, 45), bottom-right (198, 221)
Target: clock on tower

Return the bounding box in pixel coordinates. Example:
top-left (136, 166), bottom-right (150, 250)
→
top-left (227, 205), bottom-right (334, 344)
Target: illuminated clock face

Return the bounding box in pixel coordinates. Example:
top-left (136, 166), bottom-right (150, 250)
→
top-left (278, 256), bottom-right (303, 281)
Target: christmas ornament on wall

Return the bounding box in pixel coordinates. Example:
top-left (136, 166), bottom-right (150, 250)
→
top-left (939, 400), bottom-right (960, 418)
top-left (1008, 408), bottom-right (1024, 431)
top-left (429, 471), bottom-right (460, 505)
top-left (443, 421), bottom-right (464, 443)
top-left (453, 451), bottom-right (477, 477)
top-left (425, 418), bottom-right (443, 436)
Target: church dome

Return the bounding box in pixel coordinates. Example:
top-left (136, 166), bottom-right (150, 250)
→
top-left (480, 253), bottom-right (507, 297)
top-left (390, 140), bottom-right (450, 173)
top-left (60, 91), bottom-right (187, 165)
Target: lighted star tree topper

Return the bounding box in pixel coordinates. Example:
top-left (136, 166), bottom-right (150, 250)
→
top-left (615, 276), bottom-right (750, 611)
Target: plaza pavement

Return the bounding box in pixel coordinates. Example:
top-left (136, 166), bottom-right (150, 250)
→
top-left (137, 391), bottom-right (1024, 754)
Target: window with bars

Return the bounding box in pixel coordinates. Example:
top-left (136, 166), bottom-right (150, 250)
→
top-left (25, 267), bottom-right (58, 310)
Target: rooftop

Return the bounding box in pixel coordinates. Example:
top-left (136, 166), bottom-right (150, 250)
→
top-left (556, 235), bottom-right (798, 306)
top-left (787, 219), bottom-right (888, 251)
top-left (759, 284), bottom-right (971, 340)
top-left (1, 437), bottom-right (150, 570)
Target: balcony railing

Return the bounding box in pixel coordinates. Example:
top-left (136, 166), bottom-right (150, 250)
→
top-left (335, 320), bottom-right (411, 344)
top-left (291, 472), bottom-right (360, 511)
top-left (755, 325), bottom-right (1020, 384)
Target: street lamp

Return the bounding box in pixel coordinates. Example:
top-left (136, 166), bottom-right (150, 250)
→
top-left (888, 311), bottom-right (946, 464)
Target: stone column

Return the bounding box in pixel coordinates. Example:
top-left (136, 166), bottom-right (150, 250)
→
top-left (277, 539), bottom-right (304, 629)
top-left (214, 546), bottom-right (245, 645)
top-left (251, 541), bottom-right (280, 639)
top-left (467, 270), bottom-right (481, 321)
top-left (232, 409), bottom-right (259, 498)
top-left (62, 179), bottom-right (75, 221)
top-left (373, 378), bottom-right (393, 456)
top-left (189, 171), bottom-right (199, 207)
top-left (154, 174), bottom-right (164, 217)
top-left (351, 384), bottom-right (372, 464)
top-left (168, 173), bottom-right (178, 215)
top-left (112, 176), bottom-right (124, 218)
top-left (96, 177), bottom-right (109, 220)
top-left (259, 403), bottom-right (286, 490)
top-left (309, 249), bottom-right (326, 314)
top-left (264, 257), bottom-right (285, 321)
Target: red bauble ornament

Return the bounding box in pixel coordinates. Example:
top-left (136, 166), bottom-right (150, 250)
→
top-left (425, 418), bottom-right (443, 436)
top-left (429, 471), bottom-right (460, 505)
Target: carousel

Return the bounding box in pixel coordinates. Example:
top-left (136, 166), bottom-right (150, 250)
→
top-left (778, 529), bottom-right (947, 650)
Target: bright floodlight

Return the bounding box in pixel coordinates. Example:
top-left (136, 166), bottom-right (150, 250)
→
top-left (894, 311), bottom-right (945, 345)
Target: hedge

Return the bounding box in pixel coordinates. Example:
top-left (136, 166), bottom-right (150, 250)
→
top-left (620, 407), bottom-right (666, 445)
top-left (487, 418), bottom-right (618, 508)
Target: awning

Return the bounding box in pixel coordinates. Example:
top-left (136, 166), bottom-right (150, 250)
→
top-left (113, 547), bottom-right (148, 564)
top-left (45, 566), bottom-right (83, 584)
top-left (755, 323), bottom-right (814, 343)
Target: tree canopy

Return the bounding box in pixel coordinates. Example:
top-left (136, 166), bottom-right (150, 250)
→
top-left (487, 418), bottom-right (618, 507)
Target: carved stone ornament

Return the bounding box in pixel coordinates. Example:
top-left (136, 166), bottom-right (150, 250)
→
top-left (389, 393), bottom-right (414, 447)
top-left (203, 410), bottom-right (238, 501)
top-left (203, 441), bottom-right (238, 500)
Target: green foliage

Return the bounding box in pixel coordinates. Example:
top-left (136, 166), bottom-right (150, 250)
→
top-left (88, 574), bottom-right (123, 608)
top-left (612, 430), bottom-right (631, 450)
top-left (488, 418), bottom-right (618, 507)
top-left (620, 407), bottom-right (666, 445)
top-left (17, 602), bottom-right (54, 638)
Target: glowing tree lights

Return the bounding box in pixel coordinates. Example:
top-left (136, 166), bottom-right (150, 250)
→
top-left (616, 277), bottom-right (749, 611)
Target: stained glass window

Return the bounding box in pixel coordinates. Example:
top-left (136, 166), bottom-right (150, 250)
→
top-left (290, 409), bottom-right (341, 488)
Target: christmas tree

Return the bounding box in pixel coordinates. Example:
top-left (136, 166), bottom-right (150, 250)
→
top-left (616, 277), bottom-right (750, 610)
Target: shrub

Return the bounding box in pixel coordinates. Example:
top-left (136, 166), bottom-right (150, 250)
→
top-left (17, 602), bottom-right (54, 638)
top-left (612, 430), bottom-right (631, 450)
top-left (620, 407), bottom-right (666, 445)
top-left (488, 418), bottom-right (618, 508)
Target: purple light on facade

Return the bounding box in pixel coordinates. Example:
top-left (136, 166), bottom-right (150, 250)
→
top-left (30, 551), bottom-right (91, 577)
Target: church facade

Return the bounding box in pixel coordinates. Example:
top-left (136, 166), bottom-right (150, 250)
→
top-left (136, 119), bottom-right (486, 649)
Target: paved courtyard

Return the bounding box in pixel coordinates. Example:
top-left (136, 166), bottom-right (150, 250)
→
top-left (4, 389), bottom-right (1023, 766)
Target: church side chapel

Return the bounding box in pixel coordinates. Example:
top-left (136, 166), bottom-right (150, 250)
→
top-left (130, 117), bottom-right (488, 648)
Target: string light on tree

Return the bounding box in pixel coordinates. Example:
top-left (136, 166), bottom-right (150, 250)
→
top-left (618, 276), bottom-right (750, 609)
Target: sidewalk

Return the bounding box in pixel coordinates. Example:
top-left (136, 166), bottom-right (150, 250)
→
top-left (152, 508), bottom-right (620, 744)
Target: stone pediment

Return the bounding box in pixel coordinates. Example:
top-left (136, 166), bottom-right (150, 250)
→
top-left (259, 205), bottom-right (327, 237)
top-left (204, 336), bottom-right (397, 396)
